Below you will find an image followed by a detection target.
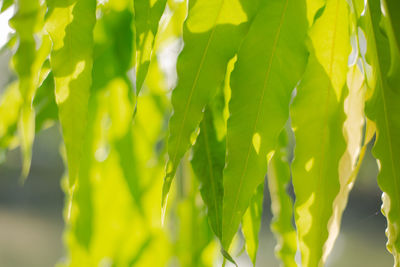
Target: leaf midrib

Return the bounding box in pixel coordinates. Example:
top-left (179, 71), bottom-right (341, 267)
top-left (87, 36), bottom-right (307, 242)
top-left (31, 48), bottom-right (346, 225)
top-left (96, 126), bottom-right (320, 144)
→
top-left (201, 118), bottom-right (222, 238)
top-left (224, 0), bottom-right (289, 245)
top-left (311, 0), bottom-right (342, 262)
top-left (170, 0), bottom-right (225, 171)
top-left (365, 0), bottom-right (400, 240)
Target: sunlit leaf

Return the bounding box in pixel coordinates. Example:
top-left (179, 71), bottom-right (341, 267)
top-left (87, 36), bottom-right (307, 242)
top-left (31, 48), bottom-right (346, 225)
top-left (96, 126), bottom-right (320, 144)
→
top-left (1, 0), bottom-right (12, 12)
top-left (0, 82), bottom-right (21, 151)
top-left (360, 0), bottom-right (400, 263)
top-left (46, 0), bottom-right (96, 186)
top-left (291, 0), bottom-right (350, 265)
top-left (162, 0), bottom-right (259, 216)
top-left (222, 0), bottom-right (308, 250)
top-left (242, 182), bottom-right (264, 265)
top-left (267, 129), bottom-right (297, 267)
top-left (134, 0), bottom-right (167, 94)
top-left (10, 0), bottom-right (49, 178)
top-left (33, 71), bottom-right (58, 131)
top-left (191, 107), bottom-right (224, 239)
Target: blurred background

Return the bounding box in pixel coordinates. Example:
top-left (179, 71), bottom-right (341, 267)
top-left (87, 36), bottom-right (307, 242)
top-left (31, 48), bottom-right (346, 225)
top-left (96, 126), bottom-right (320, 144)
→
top-left (0, 5), bottom-right (395, 267)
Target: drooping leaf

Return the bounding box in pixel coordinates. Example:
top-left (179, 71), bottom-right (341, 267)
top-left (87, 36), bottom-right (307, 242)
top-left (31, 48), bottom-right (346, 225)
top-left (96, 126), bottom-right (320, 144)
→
top-left (323, 63), bottom-right (368, 260)
top-left (242, 182), bottom-right (264, 265)
top-left (46, 0), bottom-right (96, 186)
top-left (134, 0), bottom-right (167, 94)
top-left (0, 82), bottom-right (21, 151)
top-left (1, 0), bottom-right (12, 12)
top-left (360, 0), bottom-right (400, 263)
top-left (267, 129), bottom-right (297, 267)
top-left (290, 0), bottom-right (350, 265)
top-left (92, 6), bottom-right (134, 94)
top-left (10, 0), bottom-right (49, 178)
top-left (109, 79), bottom-right (142, 210)
top-left (33, 71), bottom-right (58, 131)
top-left (222, 0), bottom-right (308, 250)
top-left (191, 107), bottom-right (224, 239)
top-left (306, 0), bottom-right (325, 25)
top-left (174, 157), bottom-right (216, 267)
top-left (162, 0), bottom-right (259, 215)
top-left (154, 0), bottom-right (187, 48)
top-left (68, 89), bottom-right (97, 250)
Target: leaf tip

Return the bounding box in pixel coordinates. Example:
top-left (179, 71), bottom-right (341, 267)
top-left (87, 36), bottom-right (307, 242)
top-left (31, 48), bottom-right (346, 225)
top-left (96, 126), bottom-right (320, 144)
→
top-left (220, 248), bottom-right (238, 267)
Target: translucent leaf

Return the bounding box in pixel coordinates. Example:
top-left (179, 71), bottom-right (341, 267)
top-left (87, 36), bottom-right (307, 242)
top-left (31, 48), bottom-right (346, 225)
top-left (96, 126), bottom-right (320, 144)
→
top-left (33, 71), bottom-right (58, 131)
top-left (10, 0), bottom-right (49, 178)
top-left (1, 0), bottom-right (12, 12)
top-left (46, 0), bottom-right (96, 186)
top-left (267, 129), bottom-right (297, 267)
top-left (242, 182), bottom-right (264, 265)
top-left (191, 107), bottom-right (224, 239)
top-left (360, 0), bottom-right (400, 263)
top-left (162, 0), bottom-right (259, 215)
top-left (290, 0), bottom-right (350, 265)
top-left (324, 63), bottom-right (368, 260)
top-left (134, 0), bottom-right (168, 94)
top-left (0, 82), bottom-right (21, 151)
top-left (222, 0), bottom-right (308, 250)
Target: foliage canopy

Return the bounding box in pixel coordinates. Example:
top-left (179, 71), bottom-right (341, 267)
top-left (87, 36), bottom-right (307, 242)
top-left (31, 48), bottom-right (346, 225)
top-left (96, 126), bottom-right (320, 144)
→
top-left (1, 0), bottom-right (400, 266)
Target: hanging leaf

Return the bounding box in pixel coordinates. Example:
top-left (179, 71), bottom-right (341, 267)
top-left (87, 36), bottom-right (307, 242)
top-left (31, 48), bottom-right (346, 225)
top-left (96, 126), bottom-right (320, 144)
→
top-left (162, 0), bottom-right (259, 215)
top-left (33, 71), bottom-right (58, 131)
top-left (360, 0), bottom-right (400, 263)
top-left (291, 0), bottom-right (350, 265)
top-left (191, 107), bottom-right (224, 239)
top-left (222, 0), bottom-right (308, 250)
top-left (46, 0), bottom-right (96, 186)
top-left (323, 63), bottom-right (368, 260)
top-left (134, 0), bottom-right (168, 94)
top-left (267, 129), bottom-right (297, 267)
top-left (242, 182), bottom-right (264, 265)
top-left (1, 0), bottom-right (12, 12)
top-left (0, 82), bottom-right (21, 152)
top-left (10, 0), bottom-right (49, 178)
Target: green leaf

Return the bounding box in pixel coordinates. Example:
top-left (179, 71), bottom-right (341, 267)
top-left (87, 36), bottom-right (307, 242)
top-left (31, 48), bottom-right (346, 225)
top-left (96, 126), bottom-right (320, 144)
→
top-left (70, 93), bottom-right (96, 249)
top-left (324, 63), bottom-right (367, 259)
top-left (242, 182), bottom-right (264, 265)
top-left (134, 0), bottom-right (167, 94)
top-left (10, 0), bottom-right (49, 178)
top-left (33, 71), bottom-right (58, 131)
top-left (222, 0), bottom-right (308, 249)
top-left (290, 0), bottom-right (350, 265)
top-left (267, 129), bottom-right (297, 267)
top-left (162, 0), bottom-right (259, 215)
top-left (191, 107), bottom-right (224, 239)
top-left (1, 0), bottom-right (12, 12)
top-left (92, 6), bottom-right (134, 93)
top-left (46, 0), bottom-right (96, 186)
top-left (0, 82), bottom-right (21, 150)
top-left (384, 0), bottom-right (400, 53)
top-left (361, 0), bottom-right (400, 263)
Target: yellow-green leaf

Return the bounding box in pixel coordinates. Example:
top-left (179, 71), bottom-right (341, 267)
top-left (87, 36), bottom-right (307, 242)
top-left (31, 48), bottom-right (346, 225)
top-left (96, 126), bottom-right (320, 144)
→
top-left (10, 0), bottom-right (49, 178)
top-left (46, 0), bottom-right (96, 186)
top-left (267, 129), bottom-right (297, 267)
top-left (291, 0), bottom-right (351, 265)
top-left (361, 0), bottom-right (400, 264)
top-left (242, 182), bottom-right (264, 265)
top-left (162, 0), bottom-right (259, 214)
top-left (134, 0), bottom-right (167, 94)
top-left (191, 107), bottom-right (224, 239)
top-left (222, 0), bottom-right (308, 250)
